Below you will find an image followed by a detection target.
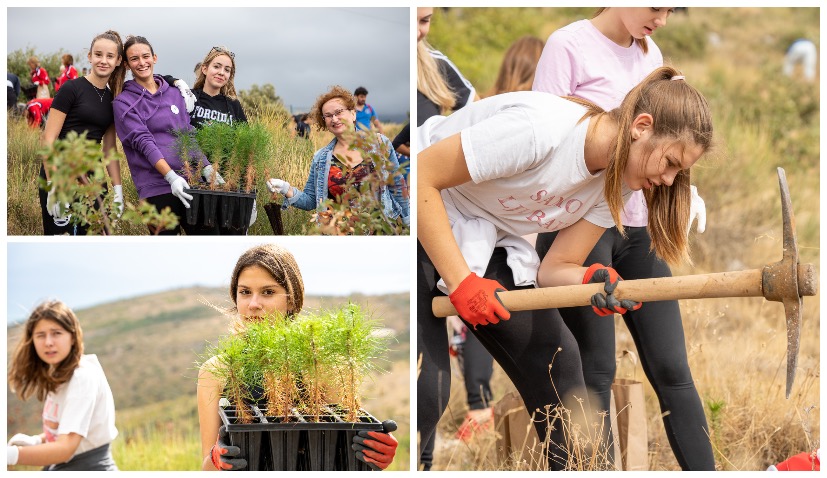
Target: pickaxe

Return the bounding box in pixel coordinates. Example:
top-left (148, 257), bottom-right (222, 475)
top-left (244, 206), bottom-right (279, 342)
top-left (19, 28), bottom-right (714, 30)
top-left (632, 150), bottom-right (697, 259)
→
top-left (433, 168), bottom-right (817, 399)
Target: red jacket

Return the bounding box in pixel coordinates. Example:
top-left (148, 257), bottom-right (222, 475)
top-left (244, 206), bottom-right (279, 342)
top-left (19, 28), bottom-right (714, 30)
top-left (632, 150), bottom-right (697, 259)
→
top-left (55, 65), bottom-right (78, 92)
top-left (31, 66), bottom-right (50, 86)
top-left (26, 97), bottom-right (53, 127)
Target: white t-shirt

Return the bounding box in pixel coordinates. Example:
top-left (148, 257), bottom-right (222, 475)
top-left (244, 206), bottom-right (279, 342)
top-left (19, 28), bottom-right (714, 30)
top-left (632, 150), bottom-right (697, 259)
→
top-left (422, 91), bottom-right (631, 237)
top-left (42, 354), bottom-right (118, 457)
top-left (533, 19), bottom-right (663, 227)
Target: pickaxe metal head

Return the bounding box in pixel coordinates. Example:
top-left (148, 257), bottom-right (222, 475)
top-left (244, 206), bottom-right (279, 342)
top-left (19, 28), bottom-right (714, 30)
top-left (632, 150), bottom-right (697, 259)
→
top-left (760, 167), bottom-right (812, 399)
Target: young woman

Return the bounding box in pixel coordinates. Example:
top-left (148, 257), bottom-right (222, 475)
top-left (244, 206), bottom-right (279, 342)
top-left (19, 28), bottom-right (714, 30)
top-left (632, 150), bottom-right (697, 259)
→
top-left (54, 54), bottom-right (79, 92)
top-left (27, 56), bottom-right (51, 98)
top-left (113, 35), bottom-right (218, 235)
top-left (38, 30), bottom-right (126, 236)
top-left (7, 301), bottom-right (118, 470)
top-left (197, 244), bottom-right (398, 471)
top-left (416, 7), bottom-right (477, 127)
top-left (266, 86), bottom-right (409, 229)
top-left (532, 7), bottom-right (715, 470)
top-left (417, 66), bottom-right (713, 470)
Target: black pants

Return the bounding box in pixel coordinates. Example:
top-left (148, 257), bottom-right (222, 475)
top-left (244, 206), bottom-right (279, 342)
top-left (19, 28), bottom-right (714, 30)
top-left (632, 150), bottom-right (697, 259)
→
top-left (418, 241), bottom-right (587, 470)
top-left (536, 227), bottom-right (715, 470)
top-left (145, 193), bottom-right (219, 235)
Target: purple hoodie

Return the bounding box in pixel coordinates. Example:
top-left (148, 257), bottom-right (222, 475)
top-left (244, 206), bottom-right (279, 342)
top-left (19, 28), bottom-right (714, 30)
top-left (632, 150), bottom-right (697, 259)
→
top-left (113, 74), bottom-right (208, 199)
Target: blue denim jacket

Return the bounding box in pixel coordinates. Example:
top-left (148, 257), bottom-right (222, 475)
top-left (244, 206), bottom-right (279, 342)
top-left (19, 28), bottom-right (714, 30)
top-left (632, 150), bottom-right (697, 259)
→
top-left (283, 135), bottom-right (410, 225)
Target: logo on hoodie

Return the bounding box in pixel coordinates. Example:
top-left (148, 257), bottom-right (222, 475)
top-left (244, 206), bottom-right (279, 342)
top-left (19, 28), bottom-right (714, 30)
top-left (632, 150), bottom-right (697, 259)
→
top-left (171, 105), bottom-right (179, 115)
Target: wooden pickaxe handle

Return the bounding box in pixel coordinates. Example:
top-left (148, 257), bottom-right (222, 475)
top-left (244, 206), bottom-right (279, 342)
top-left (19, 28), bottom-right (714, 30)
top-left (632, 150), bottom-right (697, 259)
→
top-left (432, 264), bottom-right (817, 317)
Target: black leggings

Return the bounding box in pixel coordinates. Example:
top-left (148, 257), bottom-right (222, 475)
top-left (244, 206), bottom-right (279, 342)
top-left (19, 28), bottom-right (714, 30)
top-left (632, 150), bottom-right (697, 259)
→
top-left (418, 241), bottom-right (587, 470)
top-left (535, 227), bottom-right (715, 471)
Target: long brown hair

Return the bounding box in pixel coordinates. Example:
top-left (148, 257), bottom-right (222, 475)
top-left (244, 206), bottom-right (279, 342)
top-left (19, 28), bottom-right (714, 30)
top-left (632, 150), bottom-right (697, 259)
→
top-left (568, 66), bottom-right (713, 265)
top-left (90, 30), bottom-right (126, 97)
top-left (488, 35), bottom-right (545, 96)
top-left (593, 8), bottom-right (649, 54)
top-left (8, 301), bottom-right (84, 402)
top-left (193, 46), bottom-right (238, 100)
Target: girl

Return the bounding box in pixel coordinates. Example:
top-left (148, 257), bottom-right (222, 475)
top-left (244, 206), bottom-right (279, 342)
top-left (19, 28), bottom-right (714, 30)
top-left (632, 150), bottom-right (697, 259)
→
top-left (532, 7), bottom-right (715, 470)
top-left (197, 244), bottom-right (398, 470)
top-left (416, 7), bottom-right (477, 127)
top-left (488, 35), bottom-right (545, 96)
top-left (417, 66), bottom-right (713, 469)
top-left (266, 86), bottom-right (409, 229)
top-left (113, 35), bottom-right (218, 235)
top-left (54, 54), bottom-right (79, 92)
top-left (27, 56), bottom-right (51, 99)
top-left (7, 300), bottom-right (118, 471)
top-left (39, 31), bottom-right (126, 236)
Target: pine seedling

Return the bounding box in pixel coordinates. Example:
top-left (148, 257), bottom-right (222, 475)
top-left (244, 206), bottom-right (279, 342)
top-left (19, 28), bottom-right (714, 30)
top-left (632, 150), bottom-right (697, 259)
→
top-left (204, 332), bottom-right (257, 424)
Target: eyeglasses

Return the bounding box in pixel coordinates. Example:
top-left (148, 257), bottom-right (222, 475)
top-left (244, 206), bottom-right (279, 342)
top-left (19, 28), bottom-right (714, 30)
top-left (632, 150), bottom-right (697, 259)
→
top-left (323, 108), bottom-right (350, 120)
top-left (211, 46), bottom-right (235, 59)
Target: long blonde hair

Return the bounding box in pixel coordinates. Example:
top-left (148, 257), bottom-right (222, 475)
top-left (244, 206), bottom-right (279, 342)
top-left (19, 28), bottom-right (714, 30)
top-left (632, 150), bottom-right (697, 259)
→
top-left (417, 40), bottom-right (455, 114)
top-left (568, 66), bottom-right (713, 265)
top-left (488, 35), bottom-right (545, 96)
top-left (8, 301), bottom-right (85, 402)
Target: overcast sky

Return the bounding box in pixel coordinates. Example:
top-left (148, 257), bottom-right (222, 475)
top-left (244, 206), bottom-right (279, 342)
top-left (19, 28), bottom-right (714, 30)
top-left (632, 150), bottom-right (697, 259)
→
top-left (7, 7), bottom-right (411, 119)
top-left (6, 238), bottom-right (410, 324)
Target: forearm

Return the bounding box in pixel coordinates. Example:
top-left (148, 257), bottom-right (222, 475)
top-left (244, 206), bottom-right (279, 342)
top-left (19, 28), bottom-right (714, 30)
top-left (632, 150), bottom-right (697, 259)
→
top-left (105, 159), bottom-right (122, 186)
top-left (537, 262), bottom-right (588, 288)
top-left (15, 440), bottom-right (77, 466)
top-left (154, 158), bottom-right (173, 176)
top-left (417, 186), bottom-right (470, 291)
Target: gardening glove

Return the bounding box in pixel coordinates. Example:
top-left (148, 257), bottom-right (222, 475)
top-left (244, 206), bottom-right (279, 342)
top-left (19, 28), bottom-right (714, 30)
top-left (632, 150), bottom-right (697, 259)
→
top-left (113, 184), bottom-right (124, 218)
top-left (202, 164), bottom-right (226, 186)
top-left (266, 178), bottom-right (291, 195)
top-left (7, 445), bottom-right (19, 466)
top-left (583, 263), bottom-right (642, 316)
top-left (173, 79), bottom-right (197, 113)
top-left (7, 433), bottom-right (42, 447)
top-left (164, 170), bottom-right (193, 208)
top-left (249, 199), bottom-right (258, 226)
top-left (688, 185), bottom-right (706, 234)
top-left (448, 272), bottom-right (510, 328)
top-left (352, 420), bottom-right (398, 471)
top-left (210, 425), bottom-right (246, 471)
top-left (45, 181), bottom-right (72, 224)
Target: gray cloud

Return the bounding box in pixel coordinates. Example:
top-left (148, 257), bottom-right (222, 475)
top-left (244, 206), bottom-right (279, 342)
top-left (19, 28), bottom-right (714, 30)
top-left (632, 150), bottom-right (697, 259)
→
top-left (8, 7), bottom-right (411, 120)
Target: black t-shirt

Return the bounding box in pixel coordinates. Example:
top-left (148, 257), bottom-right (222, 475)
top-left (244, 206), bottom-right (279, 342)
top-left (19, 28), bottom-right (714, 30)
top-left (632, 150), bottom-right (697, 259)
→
top-left (189, 89), bottom-right (247, 128)
top-left (392, 123), bottom-right (410, 150)
top-left (50, 77), bottom-right (114, 142)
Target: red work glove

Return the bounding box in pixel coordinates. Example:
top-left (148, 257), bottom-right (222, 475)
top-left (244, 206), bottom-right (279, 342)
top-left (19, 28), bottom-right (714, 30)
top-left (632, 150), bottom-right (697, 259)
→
top-left (448, 273), bottom-right (510, 327)
top-left (210, 425), bottom-right (247, 470)
top-left (352, 420), bottom-right (399, 470)
top-left (582, 263), bottom-right (642, 316)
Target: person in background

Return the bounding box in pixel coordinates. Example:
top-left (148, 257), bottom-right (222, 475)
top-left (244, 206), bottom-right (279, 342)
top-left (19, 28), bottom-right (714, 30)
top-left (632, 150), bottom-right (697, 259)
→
top-left (7, 300), bottom-right (118, 470)
top-left (198, 244), bottom-right (398, 470)
top-left (532, 7), bottom-right (714, 470)
top-left (783, 38), bottom-right (818, 81)
top-left (54, 54), bottom-right (79, 92)
top-left (8, 71), bottom-right (22, 110)
top-left (353, 86), bottom-right (385, 135)
top-left (487, 35), bottom-right (545, 96)
top-left (27, 56), bottom-right (51, 99)
top-left (26, 97), bottom-right (53, 129)
top-left (293, 113), bottom-right (311, 139)
top-left (391, 122), bottom-right (410, 181)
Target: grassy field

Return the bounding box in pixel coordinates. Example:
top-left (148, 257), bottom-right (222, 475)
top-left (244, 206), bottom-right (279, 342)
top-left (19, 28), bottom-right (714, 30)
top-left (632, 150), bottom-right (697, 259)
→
top-left (7, 288), bottom-right (411, 471)
top-left (5, 111), bottom-right (402, 236)
top-left (425, 7), bottom-right (819, 471)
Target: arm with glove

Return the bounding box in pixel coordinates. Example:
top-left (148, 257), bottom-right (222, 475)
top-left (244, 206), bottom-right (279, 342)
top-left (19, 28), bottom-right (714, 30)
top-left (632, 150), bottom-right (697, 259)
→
top-left (418, 134), bottom-right (510, 328)
top-left (351, 420), bottom-right (399, 471)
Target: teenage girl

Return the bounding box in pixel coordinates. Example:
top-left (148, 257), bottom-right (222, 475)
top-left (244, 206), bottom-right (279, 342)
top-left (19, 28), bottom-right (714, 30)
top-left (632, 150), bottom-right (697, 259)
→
top-left (113, 35), bottom-right (218, 235)
top-left (532, 7), bottom-right (715, 470)
top-left (39, 31), bottom-right (126, 236)
top-left (198, 244), bottom-right (398, 470)
top-left (54, 54), bottom-right (79, 92)
top-left (417, 66), bottom-right (713, 469)
top-left (266, 86), bottom-right (409, 228)
top-left (7, 301), bottom-right (118, 470)
top-left (27, 56), bottom-right (51, 99)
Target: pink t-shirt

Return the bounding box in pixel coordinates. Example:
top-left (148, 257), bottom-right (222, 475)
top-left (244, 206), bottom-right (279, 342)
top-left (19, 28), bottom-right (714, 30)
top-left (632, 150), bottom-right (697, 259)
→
top-left (532, 19), bottom-right (663, 227)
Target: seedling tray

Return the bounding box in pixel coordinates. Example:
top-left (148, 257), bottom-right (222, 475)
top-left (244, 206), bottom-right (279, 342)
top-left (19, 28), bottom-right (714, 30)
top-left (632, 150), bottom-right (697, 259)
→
top-left (219, 403), bottom-right (384, 471)
top-left (183, 188), bottom-right (256, 232)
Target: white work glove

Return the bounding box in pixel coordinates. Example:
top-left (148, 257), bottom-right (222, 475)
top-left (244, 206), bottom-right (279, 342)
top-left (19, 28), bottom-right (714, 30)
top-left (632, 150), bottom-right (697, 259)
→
top-left (45, 181), bottom-right (71, 224)
top-left (113, 184), bottom-right (124, 218)
top-left (688, 185), bottom-right (706, 234)
top-left (164, 170), bottom-right (193, 208)
top-left (266, 178), bottom-right (290, 195)
top-left (7, 445), bottom-right (19, 466)
top-left (249, 199), bottom-right (257, 227)
top-left (202, 164), bottom-right (226, 185)
top-left (33, 81), bottom-right (40, 86)
top-left (8, 433), bottom-right (42, 447)
top-left (174, 80), bottom-right (197, 113)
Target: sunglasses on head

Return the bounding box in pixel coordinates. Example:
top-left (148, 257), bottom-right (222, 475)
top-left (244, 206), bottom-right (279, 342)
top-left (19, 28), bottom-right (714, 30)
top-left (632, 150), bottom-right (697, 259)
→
top-left (211, 46), bottom-right (235, 59)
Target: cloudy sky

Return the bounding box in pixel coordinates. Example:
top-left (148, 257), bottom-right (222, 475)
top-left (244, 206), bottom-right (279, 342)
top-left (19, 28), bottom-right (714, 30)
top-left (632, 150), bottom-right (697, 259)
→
top-left (6, 238), bottom-right (410, 324)
top-left (7, 7), bottom-right (411, 120)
